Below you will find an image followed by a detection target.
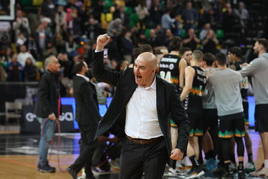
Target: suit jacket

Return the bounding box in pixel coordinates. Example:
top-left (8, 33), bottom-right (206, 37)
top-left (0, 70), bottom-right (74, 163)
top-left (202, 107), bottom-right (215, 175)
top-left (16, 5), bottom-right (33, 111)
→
top-left (34, 70), bottom-right (60, 118)
top-left (93, 51), bottom-right (190, 154)
top-left (73, 75), bottom-right (100, 141)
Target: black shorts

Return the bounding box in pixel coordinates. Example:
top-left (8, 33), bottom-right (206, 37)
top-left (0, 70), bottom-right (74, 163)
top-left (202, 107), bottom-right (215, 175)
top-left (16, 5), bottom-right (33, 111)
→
top-left (203, 108), bottom-right (218, 131)
top-left (188, 110), bottom-right (204, 137)
top-left (218, 112), bottom-right (245, 138)
top-left (255, 104), bottom-right (268, 132)
top-left (243, 101), bottom-right (249, 126)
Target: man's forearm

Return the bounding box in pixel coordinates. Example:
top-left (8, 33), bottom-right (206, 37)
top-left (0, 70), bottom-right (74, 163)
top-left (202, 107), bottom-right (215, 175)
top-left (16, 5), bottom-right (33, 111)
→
top-left (180, 87), bottom-right (190, 101)
top-left (176, 121), bottom-right (190, 153)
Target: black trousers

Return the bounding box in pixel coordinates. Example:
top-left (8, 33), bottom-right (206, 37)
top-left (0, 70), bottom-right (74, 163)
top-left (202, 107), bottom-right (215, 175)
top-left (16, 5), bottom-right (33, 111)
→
top-left (120, 138), bottom-right (168, 179)
top-left (69, 126), bottom-right (96, 177)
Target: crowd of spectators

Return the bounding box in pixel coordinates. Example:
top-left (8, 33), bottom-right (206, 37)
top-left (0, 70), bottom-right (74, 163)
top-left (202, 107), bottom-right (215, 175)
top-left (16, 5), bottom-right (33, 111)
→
top-left (0, 0), bottom-right (267, 87)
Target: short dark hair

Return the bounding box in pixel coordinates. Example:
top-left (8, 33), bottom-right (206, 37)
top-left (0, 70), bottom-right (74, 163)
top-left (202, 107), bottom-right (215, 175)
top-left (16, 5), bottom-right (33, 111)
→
top-left (256, 38), bottom-right (268, 51)
top-left (192, 50), bottom-right (204, 62)
top-left (73, 61), bottom-right (86, 74)
top-left (168, 37), bottom-right (181, 51)
top-left (179, 47), bottom-right (191, 56)
top-left (215, 53), bottom-right (227, 66)
top-left (203, 53), bottom-right (216, 66)
top-left (229, 47), bottom-right (243, 58)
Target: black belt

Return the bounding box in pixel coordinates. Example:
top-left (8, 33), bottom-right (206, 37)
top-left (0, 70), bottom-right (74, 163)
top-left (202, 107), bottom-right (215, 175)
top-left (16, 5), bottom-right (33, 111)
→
top-left (127, 136), bottom-right (163, 144)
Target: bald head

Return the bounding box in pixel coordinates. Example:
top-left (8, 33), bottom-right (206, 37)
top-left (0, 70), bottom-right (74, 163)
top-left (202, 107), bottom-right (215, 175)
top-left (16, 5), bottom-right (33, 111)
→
top-left (136, 52), bottom-right (158, 69)
top-left (134, 52), bottom-right (157, 87)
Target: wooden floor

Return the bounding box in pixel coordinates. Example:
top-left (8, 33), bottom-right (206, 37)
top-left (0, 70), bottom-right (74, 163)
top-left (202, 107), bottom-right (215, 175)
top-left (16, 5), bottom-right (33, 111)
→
top-left (0, 155), bottom-right (75, 179)
top-left (0, 129), bottom-right (265, 179)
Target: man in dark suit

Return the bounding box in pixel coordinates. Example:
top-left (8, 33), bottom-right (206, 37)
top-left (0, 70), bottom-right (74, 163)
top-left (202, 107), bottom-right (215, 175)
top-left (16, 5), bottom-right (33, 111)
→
top-left (67, 61), bottom-right (100, 179)
top-left (35, 56), bottom-right (61, 173)
top-left (93, 34), bottom-right (190, 179)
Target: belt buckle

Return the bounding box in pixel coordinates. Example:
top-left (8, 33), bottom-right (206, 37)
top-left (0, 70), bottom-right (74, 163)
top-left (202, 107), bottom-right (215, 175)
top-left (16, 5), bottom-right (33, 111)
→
top-left (139, 139), bottom-right (147, 144)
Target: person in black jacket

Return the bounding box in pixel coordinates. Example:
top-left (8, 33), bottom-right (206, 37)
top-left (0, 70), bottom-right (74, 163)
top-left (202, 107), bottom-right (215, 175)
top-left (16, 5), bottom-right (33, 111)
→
top-left (35, 55), bottom-right (61, 173)
top-left (93, 34), bottom-right (190, 179)
top-left (67, 61), bottom-right (100, 179)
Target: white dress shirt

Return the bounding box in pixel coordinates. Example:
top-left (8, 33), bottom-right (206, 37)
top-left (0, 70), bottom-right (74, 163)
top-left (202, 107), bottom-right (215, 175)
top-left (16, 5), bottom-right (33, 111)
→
top-left (76, 74), bottom-right (89, 82)
top-left (17, 52), bottom-right (36, 67)
top-left (125, 78), bottom-right (163, 139)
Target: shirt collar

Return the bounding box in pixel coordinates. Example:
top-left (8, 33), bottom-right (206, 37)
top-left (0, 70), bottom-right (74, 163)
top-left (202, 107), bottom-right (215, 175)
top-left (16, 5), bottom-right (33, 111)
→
top-left (144, 77), bottom-right (156, 90)
top-left (76, 74), bottom-right (89, 82)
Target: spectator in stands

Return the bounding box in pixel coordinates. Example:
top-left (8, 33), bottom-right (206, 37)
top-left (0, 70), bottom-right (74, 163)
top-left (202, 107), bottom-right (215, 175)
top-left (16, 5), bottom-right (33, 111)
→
top-left (183, 28), bottom-right (200, 50)
top-left (7, 54), bottom-right (23, 81)
top-left (221, 3), bottom-right (240, 39)
top-left (66, 0), bottom-right (82, 10)
top-left (65, 35), bottom-right (78, 58)
top-left (43, 41), bottom-right (57, 58)
top-left (121, 31), bottom-right (134, 62)
top-left (149, 1), bottom-right (163, 26)
top-left (171, 13), bottom-right (184, 36)
top-left (234, 2), bottom-right (249, 35)
top-left (0, 64), bottom-right (7, 81)
top-left (55, 5), bottom-right (67, 34)
top-left (16, 32), bottom-right (27, 47)
top-left (27, 35), bottom-right (39, 60)
top-left (55, 32), bottom-right (66, 53)
top-left (41, 0), bottom-right (56, 20)
top-left (114, 5), bottom-right (129, 27)
top-left (24, 57), bottom-right (38, 81)
top-left (199, 8), bottom-right (218, 29)
top-left (148, 25), bottom-right (166, 47)
top-left (35, 17), bottom-right (53, 58)
top-left (0, 46), bottom-right (14, 64)
top-left (135, 2), bottom-right (149, 29)
top-left (148, 29), bottom-right (158, 47)
top-left (161, 9), bottom-right (175, 30)
top-left (84, 15), bottom-right (102, 41)
top-left (13, 9), bottom-right (31, 40)
top-left (17, 45), bottom-right (36, 67)
top-left (70, 8), bottom-right (83, 37)
top-left (164, 29), bottom-right (175, 47)
top-left (199, 23), bottom-right (212, 41)
top-left (182, 1), bottom-right (199, 30)
top-left (202, 29), bottom-right (219, 54)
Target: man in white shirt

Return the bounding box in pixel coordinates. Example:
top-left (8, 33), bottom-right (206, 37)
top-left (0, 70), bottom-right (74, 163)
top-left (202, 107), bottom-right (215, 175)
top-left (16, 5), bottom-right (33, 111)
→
top-left (93, 34), bottom-right (190, 179)
top-left (17, 44), bottom-right (36, 67)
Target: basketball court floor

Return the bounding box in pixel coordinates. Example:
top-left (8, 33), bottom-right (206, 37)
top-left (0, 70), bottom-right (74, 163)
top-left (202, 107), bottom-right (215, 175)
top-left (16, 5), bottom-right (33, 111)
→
top-left (0, 96), bottom-right (265, 178)
top-left (0, 128), bottom-right (265, 179)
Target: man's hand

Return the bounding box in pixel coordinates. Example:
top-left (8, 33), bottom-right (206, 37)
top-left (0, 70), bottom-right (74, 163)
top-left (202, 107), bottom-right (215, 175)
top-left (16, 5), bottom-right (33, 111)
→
top-left (170, 148), bottom-right (184, 160)
top-left (48, 113), bottom-right (56, 120)
top-left (96, 34), bottom-right (111, 51)
top-left (97, 136), bottom-right (108, 143)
